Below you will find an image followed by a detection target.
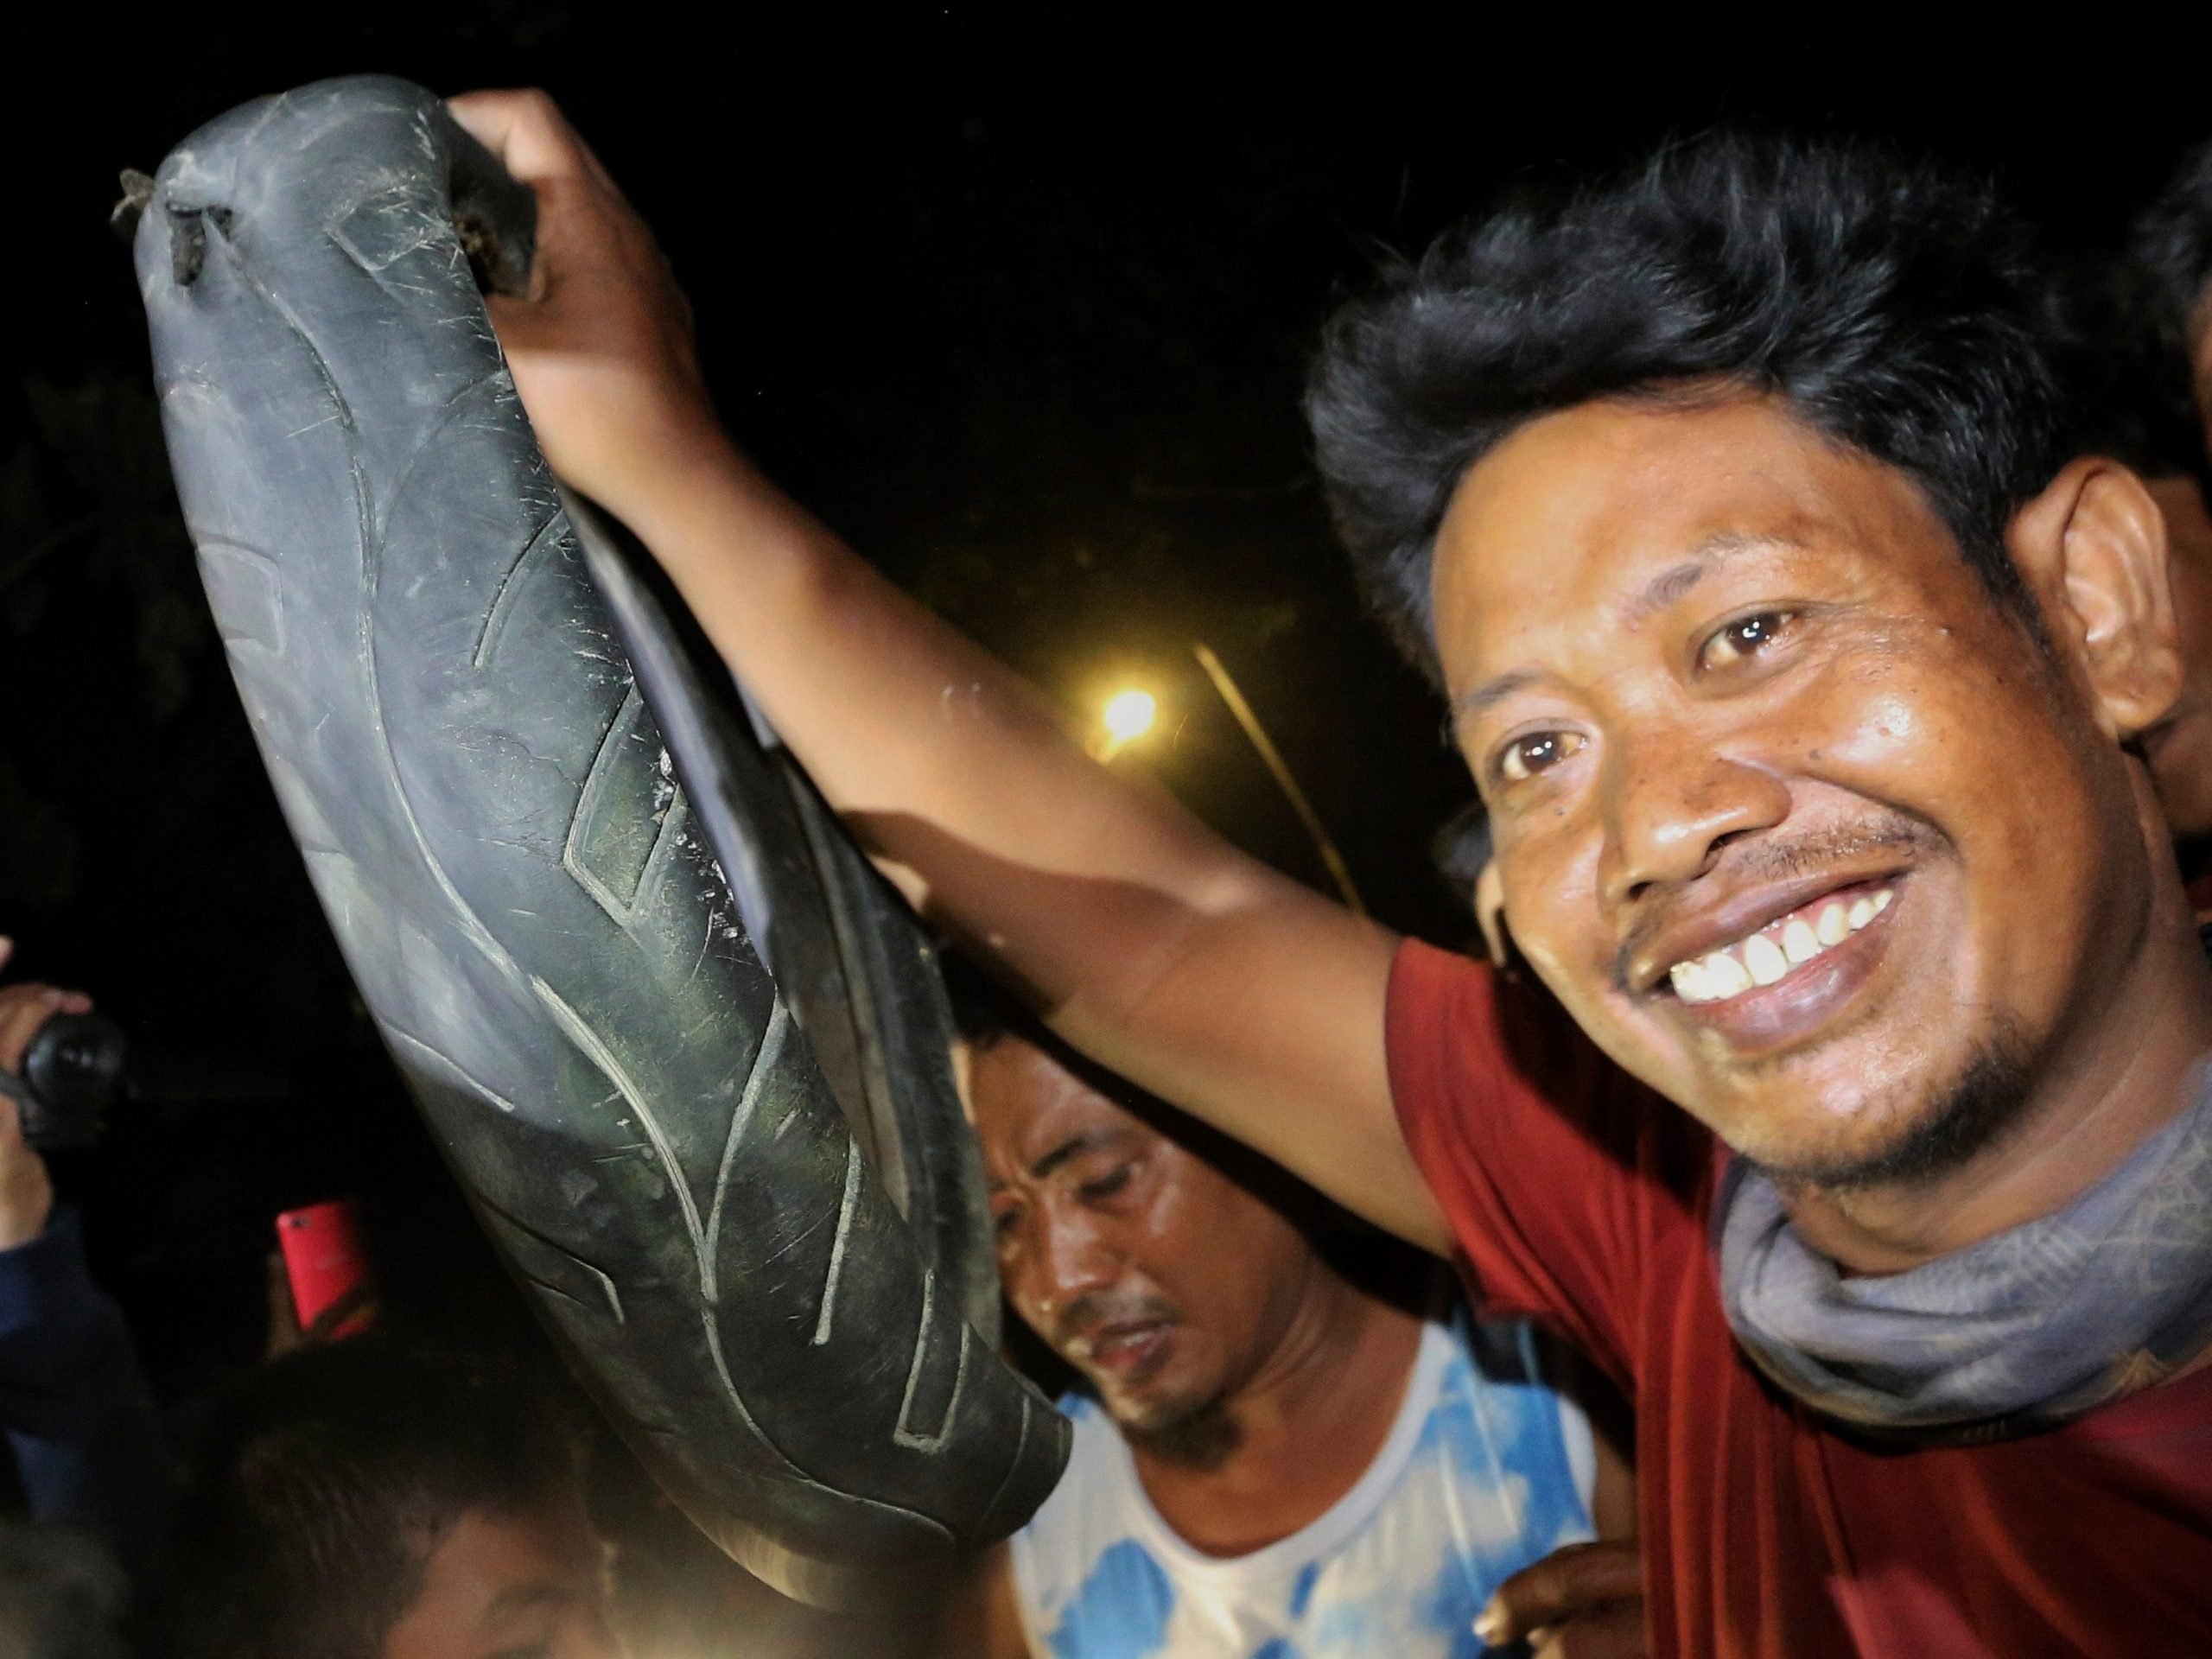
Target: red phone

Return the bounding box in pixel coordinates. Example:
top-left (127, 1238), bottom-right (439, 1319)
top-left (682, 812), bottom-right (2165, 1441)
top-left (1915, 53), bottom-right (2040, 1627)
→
top-left (276, 1198), bottom-right (378, 1340)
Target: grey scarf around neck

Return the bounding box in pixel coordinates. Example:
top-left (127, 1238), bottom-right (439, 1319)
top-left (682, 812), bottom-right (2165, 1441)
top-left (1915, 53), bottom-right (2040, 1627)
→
top-left (1714, 1062), bottom-right (2212, 1443)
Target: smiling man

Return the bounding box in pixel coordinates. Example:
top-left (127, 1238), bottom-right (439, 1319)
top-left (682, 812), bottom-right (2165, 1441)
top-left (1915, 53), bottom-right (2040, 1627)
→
top-left (454, 92), bottom-right (2212, 1655)
top-left (1412, 384), bottom-right (2204, 1274)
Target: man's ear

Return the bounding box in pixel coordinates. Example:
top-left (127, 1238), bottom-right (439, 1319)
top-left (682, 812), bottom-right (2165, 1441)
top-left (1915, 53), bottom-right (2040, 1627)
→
top-left (1475, 860), bottom-right (1510, 970)
top-left (2008, 457), bottom-right (2183, 742)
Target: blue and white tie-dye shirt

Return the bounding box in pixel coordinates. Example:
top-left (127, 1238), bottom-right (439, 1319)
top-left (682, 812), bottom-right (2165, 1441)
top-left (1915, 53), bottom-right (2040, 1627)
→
top-left (1008, 1314), bottom-right (1596, 1658)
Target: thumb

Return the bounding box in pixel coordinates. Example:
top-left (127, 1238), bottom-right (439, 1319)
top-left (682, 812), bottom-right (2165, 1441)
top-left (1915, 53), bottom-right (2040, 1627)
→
top-left (1477, 1541), bottom-right (1644, 1646)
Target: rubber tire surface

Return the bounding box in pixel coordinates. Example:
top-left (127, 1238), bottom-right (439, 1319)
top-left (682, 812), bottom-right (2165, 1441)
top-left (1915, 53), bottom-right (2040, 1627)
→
top-left (564, 491), bottom-right (1006, 1346)
top-left (133, 74), bottom-right (1065, 1605)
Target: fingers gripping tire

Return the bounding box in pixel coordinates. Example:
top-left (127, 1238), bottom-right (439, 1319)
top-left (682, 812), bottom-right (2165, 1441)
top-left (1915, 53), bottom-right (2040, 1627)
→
top-left (131, 74), bottom-right (1066, 1605)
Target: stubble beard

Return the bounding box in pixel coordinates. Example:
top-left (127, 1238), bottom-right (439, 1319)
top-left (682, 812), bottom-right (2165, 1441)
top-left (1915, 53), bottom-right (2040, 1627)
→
top-left (1755, 1014), bottom-right (2037, 1194)
top-left (1119, 1392), bottom-right (1243, 1471)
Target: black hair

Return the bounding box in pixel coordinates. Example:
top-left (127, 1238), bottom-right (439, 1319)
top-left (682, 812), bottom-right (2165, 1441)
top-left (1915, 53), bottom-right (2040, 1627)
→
top-left (2133, 137), bottom-right (2212, 397)
top-left (1306, 132), bottom-right (2071, 683)
top-left (941, 948), bottom-right (1033, 1054)
top-left (2047, 253), bottom-right (2211, 495)
top-left (1429, 799), bottom-right (1492, 908)
top-left (159, 1340), bottom-right (583, 1659)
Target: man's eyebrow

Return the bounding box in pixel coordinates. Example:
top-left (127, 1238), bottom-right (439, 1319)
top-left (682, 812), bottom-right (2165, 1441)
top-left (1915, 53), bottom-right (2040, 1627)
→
top-left (1028, 1130), bottom-right (1112, 1182)
top-left (1451, 667), bottom-right (1544, 721)
top-left (1624, 531), bottom-right (1803, 625)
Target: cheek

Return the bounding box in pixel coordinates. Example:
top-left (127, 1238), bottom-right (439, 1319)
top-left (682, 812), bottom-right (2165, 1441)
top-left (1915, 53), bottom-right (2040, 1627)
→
top-left (995, 1237), bottom-right (1039, 1316)
top-left (1825, 645), bottom-right (2096, 857)
top-left (1130, 1185), bottom-right (1224, 1301)
top-left (1141, 1180), bottom-right (1293, 1321)
top-left (1491, 814), bottom-right (1605, 1000)
top-left (1814, 642), bottom-right (2132, 1010)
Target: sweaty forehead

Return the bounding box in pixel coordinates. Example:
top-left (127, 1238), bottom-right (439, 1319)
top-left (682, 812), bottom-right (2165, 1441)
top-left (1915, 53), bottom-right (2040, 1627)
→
top-left (1430, 393), bottom-right (1943, 701)
top-left (968, 1036), bottom-right (1151, 1176)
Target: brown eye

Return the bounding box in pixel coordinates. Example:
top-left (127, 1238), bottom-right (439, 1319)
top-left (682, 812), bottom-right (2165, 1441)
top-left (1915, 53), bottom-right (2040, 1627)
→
top-left (1497, 730), bottom-right (1584, 785)
top-left (1700, 611), bottom-right (1796, 671)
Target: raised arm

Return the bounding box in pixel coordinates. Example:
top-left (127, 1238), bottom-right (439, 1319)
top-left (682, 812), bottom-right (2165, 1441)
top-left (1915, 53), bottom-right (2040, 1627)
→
top-left (447, 90), bottom-right (1446, 1251)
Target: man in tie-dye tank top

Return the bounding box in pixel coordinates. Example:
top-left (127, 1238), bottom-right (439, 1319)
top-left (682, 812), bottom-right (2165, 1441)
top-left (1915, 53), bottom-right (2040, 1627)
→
top-left (933, 973), bottom-right (1631, 1659)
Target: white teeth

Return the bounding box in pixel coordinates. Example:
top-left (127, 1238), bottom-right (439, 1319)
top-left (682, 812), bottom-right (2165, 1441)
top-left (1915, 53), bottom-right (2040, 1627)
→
top-left (1665, 887), bottom-right (1895, 1006)
top-left (1781, 918), bottom-right (1821, 964)
top-left (1705, 953), bottom-right (1751, 998)
top-left (1742, 933), bottom-right (1789, 985)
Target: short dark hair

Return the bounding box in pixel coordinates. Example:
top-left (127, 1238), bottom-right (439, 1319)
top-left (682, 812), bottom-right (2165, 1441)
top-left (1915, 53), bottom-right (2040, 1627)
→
top-left (1429, 800), bottom-right (1491, 907)
top-left (941, 949), bottom-right (1033, 1054)
top-left (2133, 137), bottom-right (2212, 379)
top-left (2048, 255), bottom-right (2210, 493)
top-left (1306, 133), bottom-right (2070, 683)
top-left (160, 1341), bottom-right (583, 1659)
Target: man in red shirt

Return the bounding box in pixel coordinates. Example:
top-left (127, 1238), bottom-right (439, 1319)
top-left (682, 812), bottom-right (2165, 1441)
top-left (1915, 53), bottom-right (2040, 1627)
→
top-left (451, 92), bottom-right (2212, 1655)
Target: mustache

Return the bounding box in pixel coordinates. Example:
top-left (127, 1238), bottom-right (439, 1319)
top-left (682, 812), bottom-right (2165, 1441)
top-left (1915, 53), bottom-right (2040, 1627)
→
top-left (1052, 1288), bottom-right (1179, 1359)
top-left (1612, 814), bottom-right (1942, 990)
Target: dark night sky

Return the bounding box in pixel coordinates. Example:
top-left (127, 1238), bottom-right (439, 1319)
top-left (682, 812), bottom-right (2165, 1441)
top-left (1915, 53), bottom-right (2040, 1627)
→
top-left (3, 3), bottom-right (2209, 1387)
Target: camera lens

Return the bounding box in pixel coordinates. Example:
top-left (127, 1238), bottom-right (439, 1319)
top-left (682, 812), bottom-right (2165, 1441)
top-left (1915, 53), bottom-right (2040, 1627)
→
top-left (24, 1014), bottom-right (129, 1116)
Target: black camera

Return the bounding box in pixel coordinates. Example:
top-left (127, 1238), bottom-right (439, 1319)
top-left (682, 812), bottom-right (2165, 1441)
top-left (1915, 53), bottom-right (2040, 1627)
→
top-left (0, 1014), bottom-right (130, 1150)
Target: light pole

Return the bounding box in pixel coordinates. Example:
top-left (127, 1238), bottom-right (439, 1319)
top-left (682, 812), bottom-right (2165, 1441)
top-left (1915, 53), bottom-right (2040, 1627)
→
top-left (1191, 643), bottom-right (1366, 917)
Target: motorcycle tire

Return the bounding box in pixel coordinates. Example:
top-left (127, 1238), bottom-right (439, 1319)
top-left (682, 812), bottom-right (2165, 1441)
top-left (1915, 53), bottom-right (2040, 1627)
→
top-left (130, 73), bottom-right (1065, 1607)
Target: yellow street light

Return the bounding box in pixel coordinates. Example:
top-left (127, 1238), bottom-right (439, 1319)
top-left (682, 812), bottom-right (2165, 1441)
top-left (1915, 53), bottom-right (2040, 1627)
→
top-left (1103, 689), bottom-right (1156, 741)
top-left (1096, 688), bottom-right (1158, 760)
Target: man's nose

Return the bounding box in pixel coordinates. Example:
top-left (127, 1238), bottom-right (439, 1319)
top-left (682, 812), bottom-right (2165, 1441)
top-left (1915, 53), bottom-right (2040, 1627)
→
top-left (1599, 719), bottom-right (1789, 905)
top-left (1027, 1203), bottom-right (1121, 1321)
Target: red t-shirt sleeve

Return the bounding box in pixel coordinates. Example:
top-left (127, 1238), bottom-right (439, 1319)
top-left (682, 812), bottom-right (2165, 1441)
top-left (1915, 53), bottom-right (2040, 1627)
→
top-left (1386, 937), bottom-right (1707, 1387)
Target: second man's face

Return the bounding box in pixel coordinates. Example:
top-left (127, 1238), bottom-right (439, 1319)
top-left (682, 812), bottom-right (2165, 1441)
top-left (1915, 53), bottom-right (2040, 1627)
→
top-left (968, 1035), bottom-right (1318, 1436)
